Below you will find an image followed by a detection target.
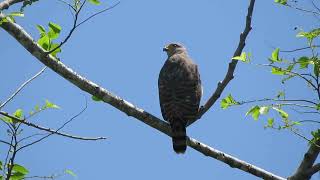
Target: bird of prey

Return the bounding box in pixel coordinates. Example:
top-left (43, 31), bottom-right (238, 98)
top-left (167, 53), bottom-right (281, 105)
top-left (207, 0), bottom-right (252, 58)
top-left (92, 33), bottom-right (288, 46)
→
top-left (158, 43), bottom-right (202, 154)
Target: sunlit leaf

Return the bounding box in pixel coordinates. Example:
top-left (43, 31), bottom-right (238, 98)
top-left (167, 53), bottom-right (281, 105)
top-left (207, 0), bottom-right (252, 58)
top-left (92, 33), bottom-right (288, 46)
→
top-left (272, 107), bottom-right (288, 119)
top-left (45, 100), bottom-right (60, 109)
top-left (48, 22), bottom-right (61, 39)
top-left (65, 169), bottom-right (77, 177)
top-left (232, 52), bottom-right (250, 62)
top-left (274, 0), bottom-right (287, 5)
top-left (246, 106), bottom-right (260, 120)
top-left (259, 106), bottom-right (269, 115)
top-left (269, 48), bottom-right (281, 63)
top-left (271, 67), bottom-right (285, 75)
top-left (89, 0), bottom-right (101, 5)
top-left (220, 94), bottom-right (239, 109)
top-left (14, 109), bottom-right (23, 118)
top-left (9, 12), bottom-right (24, 17)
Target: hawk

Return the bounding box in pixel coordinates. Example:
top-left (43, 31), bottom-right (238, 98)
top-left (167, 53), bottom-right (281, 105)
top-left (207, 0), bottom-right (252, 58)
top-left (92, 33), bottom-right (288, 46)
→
top-left (158, 43), bottom-right (202, 153)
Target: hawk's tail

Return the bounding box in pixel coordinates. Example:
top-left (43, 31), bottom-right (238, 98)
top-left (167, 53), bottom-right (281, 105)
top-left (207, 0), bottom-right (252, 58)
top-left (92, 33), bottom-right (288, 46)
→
top-left (171, 121), bottom-right (187, 154)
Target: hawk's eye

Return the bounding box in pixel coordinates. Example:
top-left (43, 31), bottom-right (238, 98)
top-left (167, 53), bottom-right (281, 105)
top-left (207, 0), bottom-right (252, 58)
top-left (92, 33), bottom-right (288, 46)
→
top-left (172, 44), bottom-right (178, 47)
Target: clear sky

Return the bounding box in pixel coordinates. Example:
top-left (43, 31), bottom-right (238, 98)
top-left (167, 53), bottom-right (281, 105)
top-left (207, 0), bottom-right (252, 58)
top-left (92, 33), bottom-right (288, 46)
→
top-left (1, 0), bottom-right (318, 179)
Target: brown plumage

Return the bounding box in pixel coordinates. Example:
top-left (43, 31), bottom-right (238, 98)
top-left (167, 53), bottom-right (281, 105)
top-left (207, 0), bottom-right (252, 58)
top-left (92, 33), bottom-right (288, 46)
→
top-left (158, 43), bottom-right (202, 154)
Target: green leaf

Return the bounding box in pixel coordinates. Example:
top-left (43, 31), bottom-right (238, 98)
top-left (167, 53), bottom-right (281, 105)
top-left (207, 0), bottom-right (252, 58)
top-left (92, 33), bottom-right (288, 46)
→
top-left (49, 43), bottom-right (61, 57)
top-left (92, 95), bottom-right (102, 102)
top-left (14, 109), bottom-right (23, 118)
top-left (37, 35), bottom-right (50, 50)
top-left (281, 74), bottom-right (295, 84)
top-left (267, 118), bottom-right (274, 127)
top-left (272, 107), bottom-right (288, 119)
top-left (45, 100), bottom-right (60, 109)
top-left (12, 164), bottom-right (29, 175)
top-left (0, 161), bottom-right (2, 170)
top-left (9, 172), bottom-right (25, 180)
top-left (297, 28), bottom-right (320, 42)
top-left (269, 48), bottom-right (281, 63)
top-left (246, 106), bottom-right (260, 120)
top-left (298, 56), bottom-right (311, 69)
top-left (88, 0), bottom-right (101, 5)
top-left (36, 24), bottom-right (46, 37)
top-left (271, 67), bottom-right (286, 75)
top-left (9, 12), bottom-right (24, 17)
top-left (232, 52), bottom-right (250, 62)
top-left (259, 106), bottom-right (269, 115)
top-left (274, 0), bottom-right (287, 5)
top-left (48, 22), bottom-right (61, 39)
top-left (0, 116), bottom-right (13, 123)
top-left (65, 169), bottom-right (77, 177)
top-left (286, 64), bottom-right (294, 72)
top-left (316, 104), bottom-right (320, 110)
top-left (220, 94), bottom-right (239, 109)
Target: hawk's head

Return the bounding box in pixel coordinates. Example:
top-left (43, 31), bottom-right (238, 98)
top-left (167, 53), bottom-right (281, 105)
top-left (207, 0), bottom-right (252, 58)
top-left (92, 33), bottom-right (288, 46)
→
top-left (163, 43), bottom-right (187, 57)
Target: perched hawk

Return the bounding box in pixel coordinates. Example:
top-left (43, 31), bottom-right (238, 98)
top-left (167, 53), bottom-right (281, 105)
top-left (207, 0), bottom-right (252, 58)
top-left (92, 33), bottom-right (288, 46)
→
top-left (158, 43), bottom-right (202, 153)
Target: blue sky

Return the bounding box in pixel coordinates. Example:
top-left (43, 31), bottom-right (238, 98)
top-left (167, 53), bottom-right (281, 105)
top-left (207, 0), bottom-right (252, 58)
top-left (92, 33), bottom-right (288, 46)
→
top-left (1, 0), bottom-right (319, 179)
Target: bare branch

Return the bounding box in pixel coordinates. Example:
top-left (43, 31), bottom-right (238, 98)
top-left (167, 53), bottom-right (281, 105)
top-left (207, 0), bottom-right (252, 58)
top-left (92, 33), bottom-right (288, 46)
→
top-left (238, 98), bottom-right (318, 106)
top-left (47, 1), bottom-right (120, 55)
top-left (284, 3), bottom-right (320, 16)
top-left (280, 45), bottom-right (320, 53)
top-left (188, 0), bottom-right (256, 126)
top-left (0, 111), bottom-right (106, 141)
top-left (17, 97), bottom-right (89, 151)
top-left (75, 1), bottom-right (120, 28)
top-left (0, 139), bottom-right (12, 146)
top-left (288, 140), bottom-right (320, 180)
top-left (0, 0), bottom-right (23, 10)
top-left (0, 67), bottom-right (46, 109)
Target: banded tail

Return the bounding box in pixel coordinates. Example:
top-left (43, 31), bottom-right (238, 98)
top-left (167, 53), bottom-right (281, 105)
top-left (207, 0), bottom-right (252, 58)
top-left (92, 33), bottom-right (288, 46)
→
top-left (171, 120), bottom-right (187, 154)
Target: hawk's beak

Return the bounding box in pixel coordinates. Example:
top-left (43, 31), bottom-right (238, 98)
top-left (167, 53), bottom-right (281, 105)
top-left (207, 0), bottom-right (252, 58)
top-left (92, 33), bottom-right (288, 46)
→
top-left (163, 47), bottom-right (168, 52)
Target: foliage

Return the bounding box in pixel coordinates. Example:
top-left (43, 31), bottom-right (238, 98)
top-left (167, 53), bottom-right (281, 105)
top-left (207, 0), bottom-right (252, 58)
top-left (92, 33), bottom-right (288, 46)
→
top-left (222, 14), bottom-right (320, 142)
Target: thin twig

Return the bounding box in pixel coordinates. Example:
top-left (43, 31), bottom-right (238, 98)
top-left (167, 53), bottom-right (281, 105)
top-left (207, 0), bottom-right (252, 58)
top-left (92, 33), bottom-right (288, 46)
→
top-left (0, 139), bottom-right (12, 146)
top-left (280, 45), bottom-right (320, 53)
top-left (17, 133), bottom-right (49, 143)
top-left (298, 120), bottom-right (320, 124)
top-left (0, 67), bottom-right (46, 109)
top-left (76, 1), bottom-right (120, 27)
top-left (47, 1), bottom-right (120, 54)
top-left (0, 111), bottom-right (106, 141)
top-left (238, 98), bottom-right (318, 106)
top-left (17, 97), bottom-right (89, 151)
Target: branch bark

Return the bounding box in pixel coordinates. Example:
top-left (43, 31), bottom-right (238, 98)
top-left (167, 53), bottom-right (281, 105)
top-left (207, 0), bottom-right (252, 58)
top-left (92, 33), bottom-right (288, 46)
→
top-left (288, 140), bottom-right (320, 180)
top-left (188, 0), bottom-right (255, 126)
top-left (0, 0), bottom-right (287, 179)
top-left (0, 0), bottom-right (23, 10)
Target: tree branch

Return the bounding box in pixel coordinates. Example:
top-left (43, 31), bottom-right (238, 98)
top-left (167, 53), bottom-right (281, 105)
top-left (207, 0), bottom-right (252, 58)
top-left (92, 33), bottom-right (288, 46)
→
top-left (0, 0), bottom-right (23, 10)
top-left (0, 1), bottom-right (289, 179)
top-left (0, 111), bottom-right (106, 141)
top-left (0, 67), bottom-right (46, 109)
top-left (188, 0), bottom-right (256, 126)
top-left (288, 140), bottom-right (320, 180)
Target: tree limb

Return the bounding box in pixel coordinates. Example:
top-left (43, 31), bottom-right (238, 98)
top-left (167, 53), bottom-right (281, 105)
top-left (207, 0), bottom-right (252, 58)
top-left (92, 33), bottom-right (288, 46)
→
top-left (0, 111), bottom-right (106, 141)
top-left (0, 1), bottom-right (289, 179)
top-left (188, 0), bottom-right (255, 126)
top-left (0, 0), bottom-right (23, 10)
top-left (288, 140), bottom-right (320, 180)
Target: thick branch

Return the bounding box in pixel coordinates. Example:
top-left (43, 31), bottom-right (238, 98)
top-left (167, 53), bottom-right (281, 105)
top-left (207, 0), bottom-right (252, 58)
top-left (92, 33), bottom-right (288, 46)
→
top-left (288, 140), bottom-right (320, 180)
top-left (0, 0), bottom-right (23, 10)
top-left (0, 111), bottom-right (106, 141)
top-left (188, 0), bottom-right (255, 126)
top-left (0, 1), bottom-right (288, 178)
